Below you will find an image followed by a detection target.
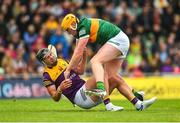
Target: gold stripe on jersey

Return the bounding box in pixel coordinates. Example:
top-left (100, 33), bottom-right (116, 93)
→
top-left (44, 59), bottom-right (68, 81)
top-left (89, 19), bottom-right (99, 43)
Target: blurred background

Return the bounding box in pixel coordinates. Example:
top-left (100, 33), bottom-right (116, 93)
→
top-left (0, 0), bottom-right (179, 99)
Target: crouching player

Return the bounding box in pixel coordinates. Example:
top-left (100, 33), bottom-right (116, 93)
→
top-left (36, 47), bottom-right (156, 111)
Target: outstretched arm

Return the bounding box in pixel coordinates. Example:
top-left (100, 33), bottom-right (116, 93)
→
top-left (73, 47), bottom-right (87, 75)
top-left (64, 38), bottom-right (89, 79)
top-left (46, 85), bottom-right (62, 102)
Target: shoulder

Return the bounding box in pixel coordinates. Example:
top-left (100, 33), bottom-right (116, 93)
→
top-left (79, 17), bottom-right (89, 23)
top-left (43, 72), bottom-right (54, 87)
top-left (78, 17), bottom-right (91, 29)
top-left (77, 18), bottom-right (91, 39)
top-left (57, 58), bottom-right (69, 65)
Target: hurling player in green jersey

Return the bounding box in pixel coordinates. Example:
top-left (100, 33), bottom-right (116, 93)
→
top-left (61, 14), bottom-right (157, 110)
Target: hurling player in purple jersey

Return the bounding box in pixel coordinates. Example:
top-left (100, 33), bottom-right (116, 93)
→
top-left (36, 46), bottom-right (156, 111)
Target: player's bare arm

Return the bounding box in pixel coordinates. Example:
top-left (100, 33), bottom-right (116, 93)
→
top-left (64, 38), bottom-right (89, 79)
top-left (46, 79), bottom-right (72, 102)
top-left (73, 47), bottom-right (87, 75)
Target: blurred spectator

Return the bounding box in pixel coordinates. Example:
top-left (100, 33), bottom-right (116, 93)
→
top-left (127, 35), bottom-right (142, 71)
top-left (48, 2), bottom-right (63, 17)
top-left (31, 29), bottom-right (46, 53)
top-left (29, 0), bottom-right (39, 13)
top-left (23, 24), bottom-right (38, 51)
top-left (159, 39), bottom-right (168, 63)
top-left (16, 4), bottom-right (30, 35)
top-left (150, 53), bottom-right (162, 73)
top-left (5, 43), bottom-right (16, 59)
top-left (154, 0), bottom-right (169, 9)
top-left (12, 44), bottom-right (29, 80)
top-left (0, 13), bottom-right (8, 38)
top-left (1, 0), bottom-right (13, 22)
top-left (49, 27), bottom-right (69, 59)
top-left (84, 1), bottom-right (98, 18)
top-left (2, 49), bottom-right (16, 77)
top-left (0, 45), bottom-right (5, 69)
top-left (45, 15), bottom-right (58, 33)
top-left (9, 30), bottom-right (22, 49)
top-left (0, 0), bottom-right (179, 77)
top-left (27, 52), bottom-right (40, 74)
top-left (7, 18), bottom-right (18, 35)
top-left (161, 5), bottom-right (174, 34)
top-left (12, 0), bottom-right (21, 18)
top-left (129, 0), bottom-right (142, 17)
top-left (161, 57), bottom-right (173, 73)
top-left (136, 2), bottom-right (153, 32)
top-left (32, 14), bottom-right (42, 33)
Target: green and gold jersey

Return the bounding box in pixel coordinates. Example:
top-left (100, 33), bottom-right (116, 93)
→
top-left (77, 18), bottom-right (121, 45)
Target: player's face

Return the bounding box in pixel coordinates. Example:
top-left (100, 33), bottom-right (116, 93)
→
top-left (66, 28), bottom-right (77, 37)
top-left (43, 51), bottom-right (57, 67)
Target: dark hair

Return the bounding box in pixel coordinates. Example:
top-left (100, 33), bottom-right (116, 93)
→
top-left (36, 48), bottom-right (50, 63)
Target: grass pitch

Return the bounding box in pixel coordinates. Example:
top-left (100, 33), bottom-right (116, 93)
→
top-left (0, 98), bottom-right (180, 122)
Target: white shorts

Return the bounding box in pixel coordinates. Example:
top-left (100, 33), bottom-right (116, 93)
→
top-left (74, 85), bottom-right (102, 109)
top-left (107, 31), bottom-right (130, 59)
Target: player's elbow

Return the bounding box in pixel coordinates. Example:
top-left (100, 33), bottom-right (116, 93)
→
top-left (74, 47), bottom-right (84, 57)
top-left (52, 95), bottom-right (60, 102)
top-left (53, 98), bottom-right (60, 102)
top-left (75, 67), bottom-right (85, 75)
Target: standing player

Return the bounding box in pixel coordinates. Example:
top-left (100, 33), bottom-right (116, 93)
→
top-left (36, 47), bottom-right (156, 111)
top-left (61, 14), bottom-right (156, 110)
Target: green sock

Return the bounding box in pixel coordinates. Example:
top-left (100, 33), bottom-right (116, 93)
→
top-left (132, 89), bottom-right (143, 101)
top-left (97, 81), bottom-right (105, 90)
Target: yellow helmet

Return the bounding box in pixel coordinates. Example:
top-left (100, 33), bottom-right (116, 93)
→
top-left (61, 14), bottom-right (79, 31)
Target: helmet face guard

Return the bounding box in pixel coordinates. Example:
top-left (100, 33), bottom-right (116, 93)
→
top-left (36, 46), bottom-right (58, 67)
top-left (36, 48), bottom-right (50, 63)
top-left (61, 14), bottom-right (79, 31)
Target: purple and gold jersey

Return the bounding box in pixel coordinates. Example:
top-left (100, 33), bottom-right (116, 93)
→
top-left (43, 58), bottom-right (85, 103)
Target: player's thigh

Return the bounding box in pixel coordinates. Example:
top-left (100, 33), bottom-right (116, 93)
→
top-left (104, 59), bottom-right (124, 77)
top-left (107, 31), bottom-right (130, 59)
top-left (91, 43), bottom-right (122, 64)
top-left (104, 59), bottom-right (123, 94)
top-left (74, 85), bottom-right (102, 109)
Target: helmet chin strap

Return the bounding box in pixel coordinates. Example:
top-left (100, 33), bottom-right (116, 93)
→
top-left (42, 61), bottom-right (46, 66)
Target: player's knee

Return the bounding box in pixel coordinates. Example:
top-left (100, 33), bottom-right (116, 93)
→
top-left (90, 58), bottom-right (101, 65)
top-left (108, 76), bottom-right (118, 87)
top-left (108, 75), bottom-right (115, 82)
top-left (107, 73), bottom-right (116, 79)
top-left (109, 74), bottom-right (126, 86)
top-left (108, 74), bottom-right (121, 83)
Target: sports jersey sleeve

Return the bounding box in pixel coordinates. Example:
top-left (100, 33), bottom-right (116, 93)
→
top-left (78, 26), bottom-right (90, 39)
top-left (77, 18), bottom-right (90, 40)
top-left (43, 72), bottom-right (54, 87)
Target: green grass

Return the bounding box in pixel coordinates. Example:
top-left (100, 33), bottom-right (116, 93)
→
top-left (0, 98), bottom-right (180, 122)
